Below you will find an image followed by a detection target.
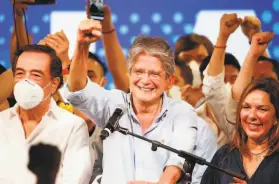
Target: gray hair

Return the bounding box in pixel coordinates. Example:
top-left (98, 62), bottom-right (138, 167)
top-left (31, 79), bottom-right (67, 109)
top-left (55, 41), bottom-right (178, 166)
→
top-left (127, 36), bottom-right (175, 78)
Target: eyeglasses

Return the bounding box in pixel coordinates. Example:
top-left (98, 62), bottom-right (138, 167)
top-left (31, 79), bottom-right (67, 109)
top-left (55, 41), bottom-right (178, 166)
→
top-left (131, 69), bottom-right (164, 80)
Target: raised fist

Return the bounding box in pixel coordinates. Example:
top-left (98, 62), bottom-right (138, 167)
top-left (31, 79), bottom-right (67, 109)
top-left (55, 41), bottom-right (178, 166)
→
top-left (219, 13), bottom-right (242, 39)
top-left (76, 19), bottom-right (102, 46)
top-left (249, 32), bottom-right (274, 57)
top-left (241, 16), bottom-right (261, 41)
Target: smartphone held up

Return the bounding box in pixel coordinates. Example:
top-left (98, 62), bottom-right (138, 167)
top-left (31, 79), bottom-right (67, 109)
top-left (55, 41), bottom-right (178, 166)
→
top-left (88, 0), bottom-right (104, 20)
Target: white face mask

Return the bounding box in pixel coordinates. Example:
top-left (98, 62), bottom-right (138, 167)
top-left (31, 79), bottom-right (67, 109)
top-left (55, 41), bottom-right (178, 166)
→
top-left (168, 85), bottom-right (182, 100)
top-left (188, 60), bottom-right (202, 88)
top-left (14, 79), bottom-right (51, 110)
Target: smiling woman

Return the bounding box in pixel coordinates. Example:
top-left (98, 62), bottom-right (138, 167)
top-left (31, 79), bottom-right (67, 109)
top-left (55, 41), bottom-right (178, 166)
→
top-left (234, 78), bottom-right (279, 157)
top-left (201, 77), bottom-right (279, 184)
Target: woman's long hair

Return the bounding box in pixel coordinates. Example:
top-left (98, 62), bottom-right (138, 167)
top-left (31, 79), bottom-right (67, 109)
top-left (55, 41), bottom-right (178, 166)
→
top-left (230, 78), bottom-right (279, 156)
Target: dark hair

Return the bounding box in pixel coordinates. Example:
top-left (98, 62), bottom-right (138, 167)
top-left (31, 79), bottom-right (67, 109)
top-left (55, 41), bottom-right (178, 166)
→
top-left (231, 78), bottom-right (279, 156)
top-left (88, 52), bottom-right (107, 75)
top-left (199, 53), bottom-right (241, 77)
top-left (174, 34), bottom-right (214, 58)
top-left (258, 56), bottom-right (279, 79)
top-left (12, 44), bottom-right (63, 90)
top-left (175, 61), bottom-right (193, 85)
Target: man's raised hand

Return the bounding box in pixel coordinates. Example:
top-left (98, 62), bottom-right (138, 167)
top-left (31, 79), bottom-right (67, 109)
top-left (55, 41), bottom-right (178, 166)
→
top-left (219, 13), bottom-right (242, 40)
top-left (77, 19), bottom-right (102, 46)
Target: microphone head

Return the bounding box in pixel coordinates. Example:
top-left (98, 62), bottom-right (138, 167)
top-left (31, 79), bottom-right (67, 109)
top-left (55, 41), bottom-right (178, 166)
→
top-left (115, 105), bottom-right (127, 114)
top-left (99, 106), bottom-right (126, 140)
top-left (100, 129), bottom-right (110, 140)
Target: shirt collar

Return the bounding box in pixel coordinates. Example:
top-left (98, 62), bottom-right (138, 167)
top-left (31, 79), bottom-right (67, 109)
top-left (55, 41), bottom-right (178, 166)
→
top-left (127, 92), bottom-right (169, 124)
top-left (9, 98), bottom-right (60, 120)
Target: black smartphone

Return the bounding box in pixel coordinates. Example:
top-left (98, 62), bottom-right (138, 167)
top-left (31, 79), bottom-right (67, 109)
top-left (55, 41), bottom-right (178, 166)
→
top-left (89, 0), bottom-right (104, 20)
top-left (18, 0), bottom-right (55, 5)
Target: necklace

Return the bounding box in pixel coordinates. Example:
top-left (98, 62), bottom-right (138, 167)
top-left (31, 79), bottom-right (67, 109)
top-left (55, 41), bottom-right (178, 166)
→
top-left (248, 147), bottom-right (270, 161)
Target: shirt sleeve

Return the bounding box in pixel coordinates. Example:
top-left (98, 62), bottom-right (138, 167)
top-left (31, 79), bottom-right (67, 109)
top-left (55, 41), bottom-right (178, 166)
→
top-left (225, 84), bottom-right (238, 124)
top-left (165, 104), bottom-right (198, 170)
top-left (60, 119), bottom-right (93, 184)
top-left (202, 68), bottom-right (236, 140)
top-left (191, 117), bottom-right (218, 184)
top-left (64, 80), bottom-right (125, 129)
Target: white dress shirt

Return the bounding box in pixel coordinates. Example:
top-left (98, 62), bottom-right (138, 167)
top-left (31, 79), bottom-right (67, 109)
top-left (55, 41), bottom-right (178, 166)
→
top-left (195, 102), bottom-right (228, 148)
top-left (202, 67), bottom-right (238, 140)
top-left (191, 116), bottom-right (217, 184)
top-left (65, 81), bottom-right (198, 184)
top-left (0, 99), bottom-right (93, 184)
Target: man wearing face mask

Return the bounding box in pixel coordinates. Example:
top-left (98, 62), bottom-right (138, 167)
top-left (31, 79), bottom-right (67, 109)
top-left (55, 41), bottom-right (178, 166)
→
top-left (168, 61), bottom-right (227, 148)
top-left (173, 34), bottom-right (230, 147)
top-left (173, 34), bottom-right (214, 117)
top-left (174, 34), bottom-right (214, 88)
top-left (0, 45), bottom-right (92, 184)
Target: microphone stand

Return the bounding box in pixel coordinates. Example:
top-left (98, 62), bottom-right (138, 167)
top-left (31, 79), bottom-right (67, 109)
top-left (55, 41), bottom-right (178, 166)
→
top-left (116, 126), bottom-right (246, 181)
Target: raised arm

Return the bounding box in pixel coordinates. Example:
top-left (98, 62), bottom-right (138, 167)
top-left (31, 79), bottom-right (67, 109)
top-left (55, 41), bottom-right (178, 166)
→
top-left (202, 13), bottom-right (242, 139)
top-left (10, 1), bottom-right (34, 62)
top-left (1, 3), bottom-right (31, 108)
top-left (5, 3), bottom-right (31, 102)
top-left (207, 13), bottom-right (242, 76)
top-left (39, 31), bottom-right (71, 70)
top-left (241, 16), bottom-right (269, 57)
top-left (67, 19), bottom-right (102, 92)
top-left (11, 3), bottom-right (30, 50)
top-left (0, 70), bottom-right (14, 104)
top-left (102, 5), bottom-right (130, 92)
top-left (232, 32), bottom-right (274, 101)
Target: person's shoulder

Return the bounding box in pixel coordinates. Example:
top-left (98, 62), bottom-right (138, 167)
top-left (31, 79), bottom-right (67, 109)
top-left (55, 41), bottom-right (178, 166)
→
top-left (168, 98), bottom-right (195, 113)
top-left (216, 144), bottom-right (232, 156)
top-left (98, 87), bottom-right (129, 106)
top-left (0, 107), bottom-right (14, 127)
top-left (54, 106), bottom-right (85, 126)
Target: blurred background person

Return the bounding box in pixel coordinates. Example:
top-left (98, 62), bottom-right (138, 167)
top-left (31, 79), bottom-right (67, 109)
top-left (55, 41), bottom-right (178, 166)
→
top-left (174, 34), bottom-right (214, 88)
top-left (28, 143), bottom-right (62, 184)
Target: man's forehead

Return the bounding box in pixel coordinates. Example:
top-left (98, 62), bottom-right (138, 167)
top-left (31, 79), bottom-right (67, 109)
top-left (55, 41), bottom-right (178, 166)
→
top-left (254, 62), bottom-right (274, 73)
top-left (17, 51), bottom-right (51, 67)
top-left (180, 44), bottom-right (208, 56)
top-left (256, 61), bottom-right (273, 68)
top-left (19, 50), bottom-right (50, 58)
top-left (253, 62), bottom-right (278, 80)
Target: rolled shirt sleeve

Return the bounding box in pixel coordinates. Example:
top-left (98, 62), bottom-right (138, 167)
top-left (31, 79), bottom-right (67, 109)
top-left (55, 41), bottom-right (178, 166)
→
top-left (165, 103), bottom-right (198, 170)
top-left (202, 68), bottom-right (236, 140)
top-left (64, 80), bottom-right (125, 129)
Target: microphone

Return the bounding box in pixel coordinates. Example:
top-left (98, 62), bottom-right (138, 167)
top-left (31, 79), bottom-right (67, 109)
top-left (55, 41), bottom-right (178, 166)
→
top-left (100, 108), bottom-right (124, 140)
